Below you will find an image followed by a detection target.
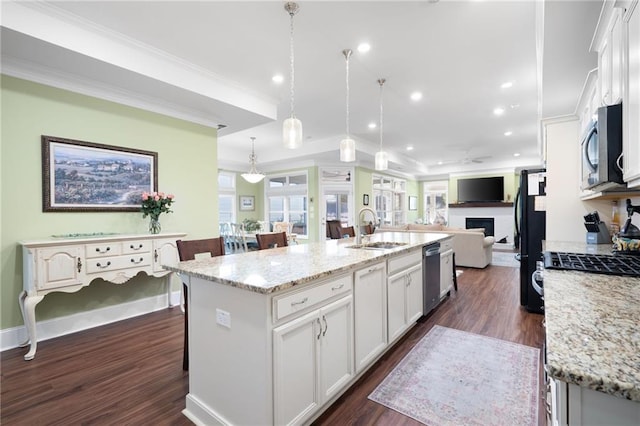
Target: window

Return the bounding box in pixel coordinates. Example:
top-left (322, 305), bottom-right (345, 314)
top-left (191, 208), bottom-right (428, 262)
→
top-left (373, 175), bottom-right (406, 226)
top-left (423, 181), bottom-right (449, 225)
top-left (266, 172), bottom-right (308, 237)
top-left (218, 171), bottom-right (236, 223)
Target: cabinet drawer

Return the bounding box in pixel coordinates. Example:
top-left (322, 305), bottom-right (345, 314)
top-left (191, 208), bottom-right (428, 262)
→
top-left (86, 242), bottom-right (122, 258)
top-left (440, 237), bottom-right (453, 252)
top-left (122, 240), bottom-right (152, 254)
top-left (86, 253), bottom-right (152, 274)
top-left (388, 249), bottom-right (422, 276)
top-left (273, 274), bottom-right (352, 322)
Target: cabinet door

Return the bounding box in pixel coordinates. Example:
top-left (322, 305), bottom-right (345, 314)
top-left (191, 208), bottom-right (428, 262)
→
top-left (624, 1), bottom-right (640, 185)
top-left (440, 249), bottom-right (454, 297)
top-left (152, 238), bottom-right (179, 273)
top-left (387, 270), bottom-right (407, 343)
top-left (273, 310), bottom-right (320, 426)
top-left (611, 11), bottom-right (623, 104)
top-left (354, 261), bottom-right (387, 372)
top-left (35, 246), bottom-right (84, 290)
top-left (318, 295), bottom-right (354, 402)
top-left (405, 263), bottom-right (423, 325)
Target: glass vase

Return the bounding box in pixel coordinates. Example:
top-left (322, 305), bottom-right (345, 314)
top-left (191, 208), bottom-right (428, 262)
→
top-left (149, 216), bottom-right (161, 234)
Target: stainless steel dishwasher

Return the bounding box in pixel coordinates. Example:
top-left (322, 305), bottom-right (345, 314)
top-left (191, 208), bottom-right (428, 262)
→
top-left (422, 242), bottom-right (441, 316)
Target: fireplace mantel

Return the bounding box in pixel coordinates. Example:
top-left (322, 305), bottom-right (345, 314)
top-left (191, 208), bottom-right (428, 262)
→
top-left (449, 202), bottom-right (514, 208)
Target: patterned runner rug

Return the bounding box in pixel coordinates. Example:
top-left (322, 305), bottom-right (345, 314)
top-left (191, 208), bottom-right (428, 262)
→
top-left (369, 325), bottom-right (539, 426)
top-left (491, 251), bottom-right (520, 267)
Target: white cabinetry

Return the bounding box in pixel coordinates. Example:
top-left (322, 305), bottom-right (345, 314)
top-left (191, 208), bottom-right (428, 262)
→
top-left (549, 377), bottom-right (640, 425)
top-left (439, 237), bottom-right (454, 298)
top-left (354, 261), bottom-right (387, 373)
top-left (387, 248), bottom-right (423, 344)
top-left (593, 5), bottom-right (624, 106)
top-left (623, 0), bottom-right (640, 186)
top-left (19, 233), bottom-right (185, 360)
top-left (273, 295), bottom-right (353, 426)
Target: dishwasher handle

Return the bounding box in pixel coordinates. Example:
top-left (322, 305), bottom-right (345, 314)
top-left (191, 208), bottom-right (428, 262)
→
top-left (424, 244), bottom-right (441, 257)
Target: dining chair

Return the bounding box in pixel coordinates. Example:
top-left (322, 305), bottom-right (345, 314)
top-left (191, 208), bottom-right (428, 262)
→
top-left (341, 226), bottom-right (356, 238)
top-left (362, 224), bottom-right (375, 235)
top-left (176, 237), bottom-right (225, 371)
top-left (256, 232), bottom-right (288, 250)
top-left (273, 221), bottom-right (298, 245)
top-left (258, 220), bottom-right (270, 233)
top-left (230, 222), bottom-right (248, 252)
top-left (326, 220), bottom-right (344, 239)
top-left (219, 222), bottom-right (234, 251)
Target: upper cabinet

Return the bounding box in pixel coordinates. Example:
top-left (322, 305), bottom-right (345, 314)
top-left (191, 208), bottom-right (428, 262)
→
top-left (592, 4), bottom-right (624, 106)
top-left (623, 0), bottom-right (640, 187)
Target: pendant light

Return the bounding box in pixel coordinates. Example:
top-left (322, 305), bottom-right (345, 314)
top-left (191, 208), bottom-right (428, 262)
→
top-left (241, 137), bottom-right (265, 184)
top-left (283, 2), bottom-right (302, 149)
top-left (375, 78), bottom-right (388, 171)
top-left (340, 49), bottom-right (356, 162)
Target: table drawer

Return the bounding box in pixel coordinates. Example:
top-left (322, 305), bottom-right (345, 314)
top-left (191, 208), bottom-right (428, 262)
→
top-left (273, 274), bottom-right (352, 322)
top-left (122, 240), bottom-right (152, 254)
top-left (86, 242), bottom-right (122, 258)
top-left (86, 253), bottom-right (152, 274)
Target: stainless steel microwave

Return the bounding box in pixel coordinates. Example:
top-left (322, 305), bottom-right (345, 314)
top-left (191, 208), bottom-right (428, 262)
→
top-left (581, 103), bottom-right (624, 191)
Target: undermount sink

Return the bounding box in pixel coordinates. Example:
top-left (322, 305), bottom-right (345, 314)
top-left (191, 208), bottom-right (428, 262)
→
top-left (346, 241), bottom-right (408, 250)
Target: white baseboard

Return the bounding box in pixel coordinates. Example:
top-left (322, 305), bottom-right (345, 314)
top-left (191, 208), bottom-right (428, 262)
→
top-left (0, 290), bottom-right (182, 352)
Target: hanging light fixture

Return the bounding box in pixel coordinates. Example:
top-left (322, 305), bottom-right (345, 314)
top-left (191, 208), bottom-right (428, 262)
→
top-left (375, 78), bottom-right (388, 171)
top-left (241, 137), bottom-right (265, 184)
top-left (340, 48), bottom-right (356, 162)
top-left (283, 2), bottom-right (302, 149)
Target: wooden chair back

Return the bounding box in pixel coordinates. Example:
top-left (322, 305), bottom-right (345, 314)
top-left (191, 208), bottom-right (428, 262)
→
top-left (326, 220), bottom-right (344, 239)
top-left (342, 226), bottom-right (356, 237)
top-left (176, 237), bottom-right (225, 261)
top-left (362, 224), bottom-right (375, 235)
top-left (256, 232), bottom-right (288, 250)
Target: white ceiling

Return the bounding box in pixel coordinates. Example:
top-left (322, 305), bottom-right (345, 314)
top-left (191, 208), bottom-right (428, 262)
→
top-left (0, 0), bottom-right (602, 178)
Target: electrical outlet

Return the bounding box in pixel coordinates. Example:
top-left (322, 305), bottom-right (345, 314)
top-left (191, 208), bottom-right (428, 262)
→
top-left (216, 308), bottom-right (231, 328)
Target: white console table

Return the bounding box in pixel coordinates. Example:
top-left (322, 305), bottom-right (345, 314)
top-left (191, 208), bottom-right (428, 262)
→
top-left (19, 232), bottom-right (186, 361)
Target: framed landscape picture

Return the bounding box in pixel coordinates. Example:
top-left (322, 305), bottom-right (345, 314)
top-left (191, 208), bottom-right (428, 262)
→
top-left (409, 195), bottom-right (418, 211)
top-left (42, 135), bottom-right (158, 212)
top-left (239, 195), bottom-right (255, 211)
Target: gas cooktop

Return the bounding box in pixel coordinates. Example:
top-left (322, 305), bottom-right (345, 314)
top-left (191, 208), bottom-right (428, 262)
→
top-left (543, 251), bottom-right (640, 277)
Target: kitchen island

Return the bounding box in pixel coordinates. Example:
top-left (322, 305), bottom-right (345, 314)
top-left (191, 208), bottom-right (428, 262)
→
top-left (543, 241), bottom-right (640, 425)
top-left (165, 231), bottom-right (447, 426)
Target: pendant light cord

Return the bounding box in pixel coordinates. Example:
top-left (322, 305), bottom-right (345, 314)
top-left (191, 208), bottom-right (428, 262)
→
top-left (344, 49), bottom-right (352, 137)
top-left (289, 7), bottom-right (296, 119)
top-left (378, 78), bottom-right (385, 151)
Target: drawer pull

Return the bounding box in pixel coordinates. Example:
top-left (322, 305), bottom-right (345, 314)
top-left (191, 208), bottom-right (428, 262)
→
top-left (130, 244), bottom-right (144, 250)
top-left (322, 315), bottom-right (328, 336)
top-left (96, 261), bottom-right (112, 268)
top-left (290, 297), bottom-right (308, 307)
top-left (406, 275), bottom-right (411, 287)
top-left (316, 318), bottom-right (322, 340)
top-left (77, 257), bottom-right (82, 272)
top-left (95, 247), bottom-right (111, 254)
top-left (331, 283), bottom-right (345, 291)
top-left (154, 249), bottom-right (158, 262)
top-left (130, 257), bottom-right (144, 264)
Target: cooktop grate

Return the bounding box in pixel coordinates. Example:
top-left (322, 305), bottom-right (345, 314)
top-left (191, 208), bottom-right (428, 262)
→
top-left (543, 251), bottom-right (640, 277)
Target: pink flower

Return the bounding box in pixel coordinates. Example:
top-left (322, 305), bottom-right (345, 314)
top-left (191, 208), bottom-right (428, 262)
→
top-left (158, 192), bottom-right (165, 198)
top-left (154, 195), bottom-right (160, 201)
top-left (142, 192), bottom-right (149, 201)
top-left (168, 194), bottom-right (175, 200)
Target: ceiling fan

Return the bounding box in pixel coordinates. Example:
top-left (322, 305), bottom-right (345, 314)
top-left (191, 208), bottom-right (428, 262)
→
top-left (434, 151), bottom-right (492, 166)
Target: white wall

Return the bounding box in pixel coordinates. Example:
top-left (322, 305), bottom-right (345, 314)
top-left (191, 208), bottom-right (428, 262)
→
top-left (545, 117), bottom-right (612, 243)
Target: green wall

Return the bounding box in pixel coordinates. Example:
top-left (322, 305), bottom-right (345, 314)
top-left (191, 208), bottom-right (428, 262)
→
top-left (1, 75), bottom-right (218, 330)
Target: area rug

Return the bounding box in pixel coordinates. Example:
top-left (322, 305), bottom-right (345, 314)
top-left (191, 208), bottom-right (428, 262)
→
top-left (491, 251), bottom-right (520, 267)
top-left (368, 325), bottom-right (539, 426)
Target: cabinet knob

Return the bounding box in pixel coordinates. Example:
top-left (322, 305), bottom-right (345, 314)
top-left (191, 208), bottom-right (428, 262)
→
top-left (95, 247), bottom-right (111, 253)
top-left (154, 249), bottom-right (158, 262)
top-left (77, 257), bottom-right (82, 272)
top-left (130, 244), bottom-right (144, 250)
top-left (130, 257), bottom-right (144, 264)
top-left (96, 261), bottom-right (112, 268)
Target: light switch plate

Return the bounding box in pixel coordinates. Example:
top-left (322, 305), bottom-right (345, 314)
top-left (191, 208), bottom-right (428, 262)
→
top-left (216, 308), bottom-right (231, 328)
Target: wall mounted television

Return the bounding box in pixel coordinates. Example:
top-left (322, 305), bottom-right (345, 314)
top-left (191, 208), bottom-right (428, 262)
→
top-left (457, 176), bottom-right (504, 203)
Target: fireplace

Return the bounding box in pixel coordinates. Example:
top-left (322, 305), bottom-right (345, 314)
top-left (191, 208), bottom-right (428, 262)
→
top-left (465, 217), bottom-right (495, 237)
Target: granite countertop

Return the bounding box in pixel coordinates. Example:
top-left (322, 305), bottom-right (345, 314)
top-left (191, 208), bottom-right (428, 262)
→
top-left (543, 241), bottom-right (640, 402)
top-left (164, 231), bottom-right (446, 295)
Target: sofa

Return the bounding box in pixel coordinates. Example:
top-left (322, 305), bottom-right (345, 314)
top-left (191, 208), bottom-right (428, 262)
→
top-left (378, 223), bottom-right (495, 268)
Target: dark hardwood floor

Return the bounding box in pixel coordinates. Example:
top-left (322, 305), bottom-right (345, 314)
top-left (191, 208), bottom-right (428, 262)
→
top-left (1, 264), bottom-right (545, 425)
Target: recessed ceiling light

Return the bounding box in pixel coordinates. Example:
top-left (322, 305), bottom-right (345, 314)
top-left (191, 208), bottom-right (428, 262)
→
top-left (272, 74), bottom-right (284, 83)
top-left (410, 92), bottom-right (423, 101)
top-left (493, 107), bottom-right (505, 116)
top-left (504, 131), bottom-right (513, 136)
top-left (437, 160), bottom-right (443, 165)
top-left (368, 122), bottom-right (377, 129)
top-left (501, 81), bottom-right (513, 89)
top-left (510, 103), bottom-right (520, 109)
top-left (513, 152), bottom-right (521, 157)
top-left (406, 145), bottom-right (414, 151)
top-left (357, 43), bottom-right (371, 53)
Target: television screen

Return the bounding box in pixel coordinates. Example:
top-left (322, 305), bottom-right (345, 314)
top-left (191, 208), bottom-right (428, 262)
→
top-left (457, 176), bottom-right (504, 203)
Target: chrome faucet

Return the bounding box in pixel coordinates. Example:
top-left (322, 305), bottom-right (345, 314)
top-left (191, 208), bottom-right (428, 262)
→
top-left (356, 207), bottom-right (378, 245)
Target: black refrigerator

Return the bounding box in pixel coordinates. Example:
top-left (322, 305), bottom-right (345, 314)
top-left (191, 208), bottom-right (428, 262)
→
top-left (515, 168), bottom-right (546, 314)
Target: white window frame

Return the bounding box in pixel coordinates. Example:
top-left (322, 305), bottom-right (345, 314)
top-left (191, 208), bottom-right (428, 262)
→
top-left (372, 174), bottom-right (406, 226)
top-left (423, 180), bottom-right (449, 225)
top-left (218, 171), bottom-right (236, 224)
top-left (265, 171), bottom-right (309, 238)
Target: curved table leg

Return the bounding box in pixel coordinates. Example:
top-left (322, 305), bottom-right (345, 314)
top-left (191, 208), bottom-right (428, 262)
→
top-left (18, 291), bottom-right (44, 360)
